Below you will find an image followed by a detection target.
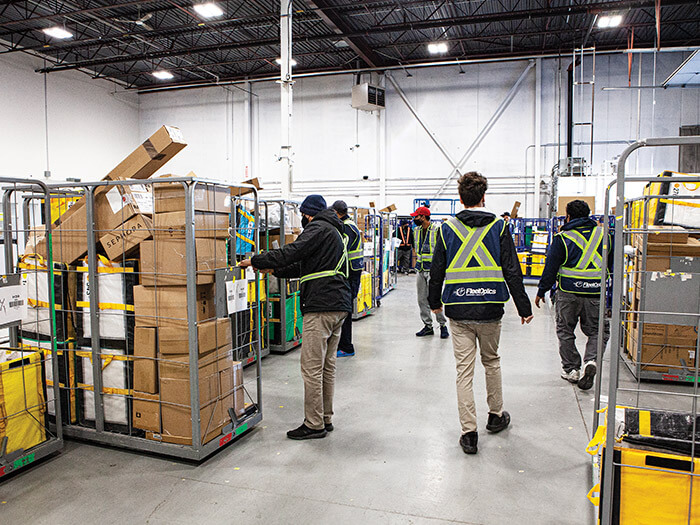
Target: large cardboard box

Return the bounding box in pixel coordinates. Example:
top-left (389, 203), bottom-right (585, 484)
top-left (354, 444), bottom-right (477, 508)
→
top-left (35, 200), bottom-right (90, 264)
top-left (627, 320), bottom-right (698, 373)
top-left (159, 318), bottom-right (232, 357)
top-left (153, 180), bottom-right (231, 214)
top-left (103, 126), bottom-right (186, 182)
top-left (99, 214), bottom-right (153, 261)
top-left (558, 195), bottom-right (596, 215)
top-left (134, 327), bottom-right (157, 394)
top-left (153, 211), bottom-right (229, 240)
top-left (95, 183), bottom-right (153, 233)
top-left (134, 284), bottom-right (215, 328)
top-left (267, 233), bottom-right (297, 249)
top-left (132, 391), bottom-right (160, 432)
top-left (140, 238), bottom-right (227, 286)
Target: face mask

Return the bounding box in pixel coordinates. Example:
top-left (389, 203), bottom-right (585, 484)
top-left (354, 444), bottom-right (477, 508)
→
top-left (413, 217), bottom-right (423, 226)
top-left (302, 216), bottom-right (310, 228)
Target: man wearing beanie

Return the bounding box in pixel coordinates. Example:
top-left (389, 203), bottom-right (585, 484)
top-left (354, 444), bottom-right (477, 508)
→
top-left (240, 194), bottom-right (352, 440)
top-left (331, 200), bottom-right (363, 357)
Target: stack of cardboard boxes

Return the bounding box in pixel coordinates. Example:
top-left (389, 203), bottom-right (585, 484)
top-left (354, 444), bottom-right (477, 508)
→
top-left (626, 225), bottom-right (700, 374)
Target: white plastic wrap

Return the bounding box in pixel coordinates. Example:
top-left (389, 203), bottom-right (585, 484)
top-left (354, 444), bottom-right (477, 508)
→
top-left (81, 347), bottom-right (129, 425)
top-left (80, 261), bottom-right (129, 340)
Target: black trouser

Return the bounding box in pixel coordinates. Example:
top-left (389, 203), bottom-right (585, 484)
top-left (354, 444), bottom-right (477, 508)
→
top-left (397, 247), bottom-right (412, 272)
top-left (338, 271), bottom-right (362, 353)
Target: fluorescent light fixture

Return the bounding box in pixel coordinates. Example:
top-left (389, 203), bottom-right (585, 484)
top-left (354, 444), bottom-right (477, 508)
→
top-left (427, 42), bottom-right (449, 54)
top-left (42, 26), bottom-right (73, 39)
top-left (275, 58), bottom-right (298, 66)
top-left (193, 2), bottom-right (224, 18)
top-left (152, 70), bottom-right (174, 80)
top-left (597, 14), bottom-right (622, 28)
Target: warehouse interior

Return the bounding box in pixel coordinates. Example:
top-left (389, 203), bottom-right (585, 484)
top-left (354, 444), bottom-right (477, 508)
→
top-left (1, 1), bottom-right (700, 524)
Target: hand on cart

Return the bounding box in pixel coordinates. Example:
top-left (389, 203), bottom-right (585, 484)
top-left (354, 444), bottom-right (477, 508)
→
top-left (239, 259), bottom-right (273, 274)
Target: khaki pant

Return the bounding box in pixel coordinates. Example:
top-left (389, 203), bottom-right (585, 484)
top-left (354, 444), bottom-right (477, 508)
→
top-left (450, 319), bottom-right (504, 434)
top-left (300, 311), bottom-right (347, 430)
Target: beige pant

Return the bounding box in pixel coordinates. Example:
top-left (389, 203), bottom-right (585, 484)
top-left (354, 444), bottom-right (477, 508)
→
top-left (450, 319), bottom-right (504, 434)
top-left (300, 311), bottom-right (347, 430)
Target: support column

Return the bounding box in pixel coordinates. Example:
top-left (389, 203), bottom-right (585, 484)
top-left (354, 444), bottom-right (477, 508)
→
top-left (244, 80), bottom-right (254, 180)
top-left (279, 0), bottom-right (293, 198)
top-left (534, 58), bottom-right (542, 217)
top-left (377, 107), bottom-right (386, 208)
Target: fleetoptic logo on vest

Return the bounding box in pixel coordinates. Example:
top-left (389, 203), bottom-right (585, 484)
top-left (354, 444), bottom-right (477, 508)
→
top-left (573, 281), bottom-right (599, 289)
top-left (454, 287), bottom-right (497, 297)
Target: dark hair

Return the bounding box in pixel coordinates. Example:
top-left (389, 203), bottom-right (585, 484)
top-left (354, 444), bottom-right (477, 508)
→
top-left (331, 200), bottom-right (348, 215)
top-left (566, 199), bottom-right (591, 219)
top-left (501, 211), bottom-right (511, 218)
top-left (458, 171), bottom-right (488, 207)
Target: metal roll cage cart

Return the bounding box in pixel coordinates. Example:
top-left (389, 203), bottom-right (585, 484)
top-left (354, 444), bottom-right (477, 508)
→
top-left (593, 136), bottom-right (700, 524)
top-left (43, 177), bottom-right (262, 461)
top-left (261, 199), bottom-right (303, 354)
top-left (0, 178), bottom-right (63, 479)
top-left (378, 211), bottom-right (398, 297)
top-left (350, 206), bottom-right (378, 319)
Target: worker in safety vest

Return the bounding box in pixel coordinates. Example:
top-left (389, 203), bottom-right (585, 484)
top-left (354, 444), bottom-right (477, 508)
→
top-left (535, 199), bottom-right (611, 391)
top-left (429, 172), bottom-right (533, 455)
top-left (332, 200), bottom-right (363, 357)
top-left (240, 194), bottom-right (351, 440)
top-left (396, 220), bottom-right (414, 273)
top-left (412, 206), bottom-right (449, 339)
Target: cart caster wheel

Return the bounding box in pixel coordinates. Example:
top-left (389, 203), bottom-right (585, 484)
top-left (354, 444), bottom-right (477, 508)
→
top-left (377, 300), bottom-right (381, 307)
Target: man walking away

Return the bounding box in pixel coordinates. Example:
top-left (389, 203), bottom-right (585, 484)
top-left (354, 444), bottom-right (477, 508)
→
top-left (332, 200), bottom-right (362, 357)
top-left (241, 195), bottom-right (352, 440)
top-left (535, 199), bottom-right (611, 391)
top-left (412, 206), bottom-right (449, 339)
top-left (429, 172), bottom-right (533, 455)
top-left (396, 219), bottom-right (414, 274)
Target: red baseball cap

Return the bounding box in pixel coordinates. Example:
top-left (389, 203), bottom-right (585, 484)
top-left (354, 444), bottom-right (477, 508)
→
top-left (411, 206), bottom-right (431, 217)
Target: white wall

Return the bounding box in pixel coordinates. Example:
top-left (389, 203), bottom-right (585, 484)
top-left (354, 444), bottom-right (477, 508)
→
top-left (0, 53), bottom-right (139, 182)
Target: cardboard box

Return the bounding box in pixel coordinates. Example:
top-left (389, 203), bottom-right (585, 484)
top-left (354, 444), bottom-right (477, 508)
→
top-left (134, 327), bottom-right (158, 394)
top-left (153, 211), bottom-right (229, 240)
top-left (159, 400), bottom-right (224, 445)
top-left (558, 196), bottom-right (596, 215)
top-left (232, 177), bottom-right (262, 197)
top-left (627, 333), bottom-right (697, 373)
top-left (638, 237), bottom-right (700, 257)
top-left (140, 238), bottom-right (227, 286)
top-left (132, 391), bottom-right (161, 432)
top-left (511, 201), bottom-right (522, 219)
top-left (103, 126), bottom-right (186, 182)
top-left (153, 179), bottom-right (231, 214)
top-left (134, 284), bottom-right (215, 328)
top-left (100, 214), bottom-right (153, 261)
top-left (379, 204), bottom-right (397, 213)
top-left (221, 361), bottom-right (245, 418)
top-left (35, 200), bottom-right (90, 265)
top-left (95, 183), bottom-right (153, 233)
top-left (159, 318), bottom-right (232, 357)
top-left (267, 233), bottom-right (297, 249)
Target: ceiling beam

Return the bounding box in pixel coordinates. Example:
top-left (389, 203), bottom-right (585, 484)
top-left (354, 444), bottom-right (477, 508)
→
top-left (305, 0), bottom-right (381, 67)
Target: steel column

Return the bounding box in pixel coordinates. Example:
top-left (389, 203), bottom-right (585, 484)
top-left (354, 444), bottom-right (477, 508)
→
top-left (534, 58), bottom-right (542, 217)
top-left (279, 0), bottom-right (293, 199)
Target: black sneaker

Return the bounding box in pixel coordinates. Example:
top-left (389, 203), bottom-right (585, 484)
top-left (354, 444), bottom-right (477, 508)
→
top-left (416, 326), bottom-right (434, 337)
top-left (440, 326), bottom-right (449, 339)
top-left (459, 431), bottom-right (478, 454)
top-left (325, 423), bottom-right (334, 432)
top-left (286, 424), bottom-right (327, 440)
top-left (486, 411), bottom-right (511, 433)
top-left (578, 361), bottom-right (597, 391)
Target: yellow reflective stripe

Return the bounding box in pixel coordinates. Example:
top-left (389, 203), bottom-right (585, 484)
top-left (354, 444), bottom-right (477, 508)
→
top-left (27, 298), bottom-right (62, 311)
top-left (639, 410), bottom-right (651, 437)
top-left (76, 301), bottom-right (134, 312)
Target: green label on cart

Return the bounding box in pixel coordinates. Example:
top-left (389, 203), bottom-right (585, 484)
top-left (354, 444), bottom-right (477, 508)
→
top-left (13, 453), bottom-right (35, 470)
top-left (235, 423), bottom-right (248, 436)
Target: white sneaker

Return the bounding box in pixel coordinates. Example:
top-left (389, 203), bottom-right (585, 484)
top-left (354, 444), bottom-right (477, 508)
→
top-left (561, 368), bottom-right (580, 383)
top-left (578, 361), bottom-right (597, 391)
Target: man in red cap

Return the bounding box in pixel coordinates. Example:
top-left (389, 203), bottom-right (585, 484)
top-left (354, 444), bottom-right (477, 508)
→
top-left (412, 206), bottom-right (449, 339)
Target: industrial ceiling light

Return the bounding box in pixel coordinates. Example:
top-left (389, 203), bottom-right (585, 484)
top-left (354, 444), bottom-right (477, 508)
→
top-left (275, 58), bottom-right (298, 66)
top-left (42, 26), bottom-right (73, 39)
top-left (193, 2), bottom-right (224, 18)
top-left (152, 70), bottom-right (174, 80)
top-left (427, 42), bottom-right (449, 54)
top-left (597, 14), bottom-right (622, 28)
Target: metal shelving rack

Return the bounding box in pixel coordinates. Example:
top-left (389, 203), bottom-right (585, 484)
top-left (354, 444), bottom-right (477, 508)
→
top-left (0, 178), bottom-right (64, 479)
top-left (351, 206), bottom-right (378, 319)
top-left (262, 200), bottom-right (302, 354)
top-left (592, 136), bottom-right (700, 524)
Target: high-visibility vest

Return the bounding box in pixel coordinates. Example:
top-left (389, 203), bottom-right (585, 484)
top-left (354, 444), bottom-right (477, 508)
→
top-left (343, 219), bottom-right (364, 272)
top-left (439, 217), bottom-right (510, 305)
top-left (300, 230), bottom-right (349, 284)
top-left (557, 225), bottom-right (605, 294)
top-left (414, 223), bottom-right (439, 271)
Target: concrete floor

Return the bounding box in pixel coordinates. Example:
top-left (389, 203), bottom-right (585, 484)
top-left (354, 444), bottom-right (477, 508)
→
top-left (1, 275), bottom-right (598, 524)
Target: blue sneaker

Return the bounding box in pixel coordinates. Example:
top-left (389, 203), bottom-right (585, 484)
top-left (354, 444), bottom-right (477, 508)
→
top-left (440, 326), bottom-right (450, 339)
top-left (337, 349), bottom-right (355, 357)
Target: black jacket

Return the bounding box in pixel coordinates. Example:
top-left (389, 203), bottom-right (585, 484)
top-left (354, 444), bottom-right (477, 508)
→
top-left (537, 217), bottom-right (614, 298)
top-left (252, 209), bottom-right (352, 314)
top-left (340, 213), bottom-right (362, 276)
top-left (428, 210), bottom-right (533, 321)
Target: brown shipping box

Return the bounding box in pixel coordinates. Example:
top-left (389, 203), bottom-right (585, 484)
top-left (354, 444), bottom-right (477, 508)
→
top-left (35, 200), bottom-right (90, 265)
top-left (100, 214), bottom-right (153, 261)
top-left (94, 183), bottom-right (154, 232)
top-left (159, 318), bottom-right (232, 357)
top-left (267, 233), bottom-right (297, 249)
top-left (103, 126), bottom-right (186, 182)
top-left (140, 239), bottom-right (227, 286)
top-left (134, 284), bottom-right (215, 328)
top-left (558, 195), bottom-right (596, 214)
top-left (221, 361), bottom-right (245, 418)
top-left (154, 179), bottom-right (231, 214)
top-left (134, 327), bottom-right (158, 394)
top-left (154, 211), bottom-right (229, 240)
top-left (132, 391), bottom-right (161, 432)
top-left (626, 322), bottom-right (698, 373)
